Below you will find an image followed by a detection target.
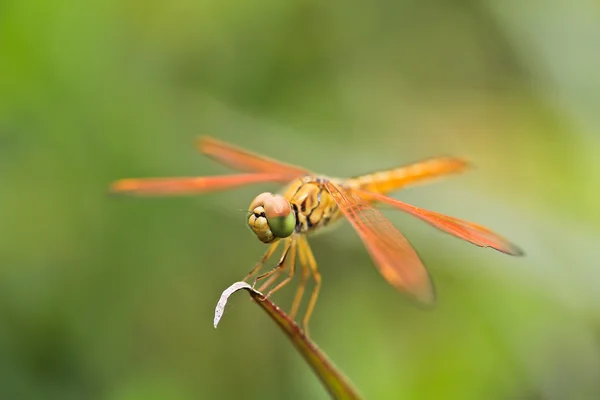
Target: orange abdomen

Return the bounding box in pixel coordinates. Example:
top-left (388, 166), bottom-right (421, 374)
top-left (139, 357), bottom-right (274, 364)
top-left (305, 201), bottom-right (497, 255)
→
top-left (347, 157), bottom-right (469, 195)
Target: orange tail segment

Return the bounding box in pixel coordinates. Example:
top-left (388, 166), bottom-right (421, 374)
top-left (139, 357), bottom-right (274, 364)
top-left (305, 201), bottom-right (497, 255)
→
top-left (349, 157), bottom-right (470, 195)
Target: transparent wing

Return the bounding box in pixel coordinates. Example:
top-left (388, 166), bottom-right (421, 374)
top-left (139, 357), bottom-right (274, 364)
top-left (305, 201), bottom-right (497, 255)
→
top-left (110, 173), bottom-right (293, 196)
top-left (324, 181), bottom-right (436, 306)
top-left (350, 188), bottom-right (524, 256)
top-left (198, 136), bottom-right (310, 177)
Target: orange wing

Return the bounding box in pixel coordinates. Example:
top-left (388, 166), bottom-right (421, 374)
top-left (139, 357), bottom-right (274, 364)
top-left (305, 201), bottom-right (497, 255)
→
top-left (110, 173), bottom-right (294, 196)
top-left (324, 181), bottom-right (436, 306)
top-left (351, 188), bottom-right (524, 256)
top-left (198, 136), bottom-right (310, 177)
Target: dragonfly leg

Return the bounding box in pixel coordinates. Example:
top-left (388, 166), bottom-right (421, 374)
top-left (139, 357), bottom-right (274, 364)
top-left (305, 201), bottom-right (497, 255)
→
top-left (257, 266), bottom-right (284, 293)
top-left (290, 239), bottom-right (310, 320)
top-left (299, 237), bottom-right (320, 337)
top-left (253, 238), bottom-right (292, 293)
top-left (243, 241), bottom-right (280, 282)
top-left (264, 239), bottom-right (297, 297)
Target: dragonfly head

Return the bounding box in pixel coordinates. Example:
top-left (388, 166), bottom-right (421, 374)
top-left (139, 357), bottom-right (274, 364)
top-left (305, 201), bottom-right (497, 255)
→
top-left (247, 192), bottom-right (296, 243)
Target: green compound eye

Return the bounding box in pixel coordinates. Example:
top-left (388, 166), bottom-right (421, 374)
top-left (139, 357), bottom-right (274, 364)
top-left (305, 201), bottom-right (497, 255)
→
top-left (268, 212), bottom-right (296, 238)
top-left (263, 195), bottom-right (295, 238)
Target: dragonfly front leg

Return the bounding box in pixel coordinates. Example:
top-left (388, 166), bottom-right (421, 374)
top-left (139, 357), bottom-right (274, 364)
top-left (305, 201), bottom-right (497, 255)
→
top-left (243, 241), bottom-right (280, 283)
top-left (257, 266), bottom-right (284, 293)
top-left (253, 238), bottom-right (292, 293)
top-left (262, 239), bottom-right (297, 297)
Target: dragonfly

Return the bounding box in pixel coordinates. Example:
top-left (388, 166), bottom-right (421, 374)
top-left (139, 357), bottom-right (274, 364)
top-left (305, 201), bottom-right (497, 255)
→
top-left (111, 136), bottom-right (523, 336)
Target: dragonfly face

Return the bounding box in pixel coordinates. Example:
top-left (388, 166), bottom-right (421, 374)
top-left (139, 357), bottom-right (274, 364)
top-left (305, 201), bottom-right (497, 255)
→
top-left (247, 192), bottom-right (296, 243)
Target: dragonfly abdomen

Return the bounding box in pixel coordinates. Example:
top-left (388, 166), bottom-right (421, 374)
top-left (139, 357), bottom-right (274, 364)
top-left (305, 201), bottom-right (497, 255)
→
top-left (348, 157), bottom-right (469, 195)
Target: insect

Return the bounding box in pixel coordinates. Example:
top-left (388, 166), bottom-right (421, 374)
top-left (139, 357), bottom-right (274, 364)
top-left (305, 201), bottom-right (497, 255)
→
top-left (111, 136), bottom-right (523, 336)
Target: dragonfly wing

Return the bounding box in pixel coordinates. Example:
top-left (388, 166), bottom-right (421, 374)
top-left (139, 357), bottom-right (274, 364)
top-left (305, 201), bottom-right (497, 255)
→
top-left (324, 181), bottom-right (436, 306)
top-left (351, 188), bottom-right (524, 256)
top-left (110, 173), bottom-right (293, 196)
top-left (198, 136), bottom-right (310, 177)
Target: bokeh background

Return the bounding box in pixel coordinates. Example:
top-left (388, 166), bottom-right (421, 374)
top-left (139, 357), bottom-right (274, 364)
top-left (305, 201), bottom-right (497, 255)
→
top-left (2, 0), bottom-right (600, 399)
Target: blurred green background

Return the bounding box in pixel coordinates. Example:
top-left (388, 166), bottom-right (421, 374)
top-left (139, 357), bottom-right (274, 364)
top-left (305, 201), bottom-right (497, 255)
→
top-left (2, 0), bottom-right (600, 399)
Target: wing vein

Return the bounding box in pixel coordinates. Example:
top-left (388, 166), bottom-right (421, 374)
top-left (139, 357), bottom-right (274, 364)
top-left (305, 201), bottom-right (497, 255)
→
top-left (324, 181), bottom-right (435, 305)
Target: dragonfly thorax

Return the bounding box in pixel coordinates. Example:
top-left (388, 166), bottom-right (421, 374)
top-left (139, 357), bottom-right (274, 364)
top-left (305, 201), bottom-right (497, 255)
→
top-left (281, 177), bottom-right (343, 236)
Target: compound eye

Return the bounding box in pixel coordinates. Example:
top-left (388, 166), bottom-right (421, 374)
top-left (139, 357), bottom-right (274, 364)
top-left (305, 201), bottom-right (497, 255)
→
top-left (249, 192), bottom-right (273, 212)
top-left (263, 195), bottom-right (295, 238)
